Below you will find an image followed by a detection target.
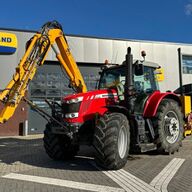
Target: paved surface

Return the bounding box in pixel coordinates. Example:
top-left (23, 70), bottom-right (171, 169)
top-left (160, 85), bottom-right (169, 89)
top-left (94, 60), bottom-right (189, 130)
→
top-left (0, 135), bottom-right (191, 192)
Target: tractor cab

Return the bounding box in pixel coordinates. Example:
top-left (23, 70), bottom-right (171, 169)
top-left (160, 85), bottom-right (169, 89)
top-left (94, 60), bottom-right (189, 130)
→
top-left (98, 60), bottom-right (160, 96)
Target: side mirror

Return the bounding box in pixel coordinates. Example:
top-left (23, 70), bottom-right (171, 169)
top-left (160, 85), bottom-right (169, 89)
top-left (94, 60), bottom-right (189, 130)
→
top-left (135, 63), bottom-right (144, 76)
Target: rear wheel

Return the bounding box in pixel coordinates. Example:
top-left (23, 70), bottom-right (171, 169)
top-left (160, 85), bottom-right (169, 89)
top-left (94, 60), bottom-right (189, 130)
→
top-left (93, 112), bottom-right (130, 170)
top-left (153, 99), bottom-right (183, 153)
top-left (43, 123), bottom-right (79, 160)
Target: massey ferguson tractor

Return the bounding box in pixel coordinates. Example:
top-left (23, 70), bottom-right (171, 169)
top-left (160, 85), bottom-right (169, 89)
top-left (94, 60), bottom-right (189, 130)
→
top-left (0, 21), bottom-right (184, 170)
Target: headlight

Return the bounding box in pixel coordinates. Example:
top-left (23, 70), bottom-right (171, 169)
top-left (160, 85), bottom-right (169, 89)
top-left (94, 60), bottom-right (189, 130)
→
top-left (65, 112), bottom-right (79, 118)
top-left (66, 96), bottom-right (84, 104)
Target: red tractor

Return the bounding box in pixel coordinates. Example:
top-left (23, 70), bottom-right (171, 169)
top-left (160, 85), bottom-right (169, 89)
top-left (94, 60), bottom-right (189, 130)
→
top-left (0, 21), bottom-right (183, 170)
top-left (44, 47), bottom-right (184, 170)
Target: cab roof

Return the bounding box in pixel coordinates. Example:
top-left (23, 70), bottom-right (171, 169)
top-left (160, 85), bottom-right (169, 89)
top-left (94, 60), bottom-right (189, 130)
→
top-left (103, 60), bottom-right (160, 71)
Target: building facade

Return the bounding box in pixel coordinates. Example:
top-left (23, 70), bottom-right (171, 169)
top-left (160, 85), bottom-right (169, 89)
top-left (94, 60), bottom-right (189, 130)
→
top-left (0, 28), bottom-right (192, 135)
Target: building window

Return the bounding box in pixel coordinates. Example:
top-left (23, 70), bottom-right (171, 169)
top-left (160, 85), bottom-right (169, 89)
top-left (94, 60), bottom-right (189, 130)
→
top-left (182, 55), bottom-right (192, 74)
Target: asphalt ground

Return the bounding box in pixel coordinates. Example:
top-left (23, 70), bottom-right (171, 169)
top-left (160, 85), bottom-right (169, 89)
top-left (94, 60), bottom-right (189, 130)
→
top-left (0, 134), bottom-right (192, 192)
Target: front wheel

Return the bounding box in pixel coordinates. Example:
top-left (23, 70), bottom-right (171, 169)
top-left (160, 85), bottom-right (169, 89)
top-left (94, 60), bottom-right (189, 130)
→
top-left (43, 123), bottom-right (79, 160)
top-left (153, 99), bottom-right (184, 153)
top-left (93, 112), bottom-right (130, 170)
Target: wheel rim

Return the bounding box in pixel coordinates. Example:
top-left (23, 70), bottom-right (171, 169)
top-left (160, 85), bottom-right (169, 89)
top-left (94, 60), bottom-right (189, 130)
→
top-left (118, 125), bottom-right (128, 158)
top-left (164, 111), bottom-right (180, 144)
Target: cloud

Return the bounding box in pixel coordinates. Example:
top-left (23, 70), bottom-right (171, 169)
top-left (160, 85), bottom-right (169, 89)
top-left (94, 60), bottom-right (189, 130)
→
top-left (185, 3), bottom-right (192, 15)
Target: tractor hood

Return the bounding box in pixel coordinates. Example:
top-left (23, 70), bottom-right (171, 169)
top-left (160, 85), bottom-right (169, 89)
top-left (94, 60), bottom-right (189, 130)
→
top-left (62, 89), bottom-right (118, 103)
top-left (62, 89), bottom-right (119, 123)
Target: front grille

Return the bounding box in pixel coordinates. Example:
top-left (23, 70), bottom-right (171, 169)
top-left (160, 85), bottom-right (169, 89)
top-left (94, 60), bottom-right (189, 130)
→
top-left (62, 102), bottom-right (81, 115)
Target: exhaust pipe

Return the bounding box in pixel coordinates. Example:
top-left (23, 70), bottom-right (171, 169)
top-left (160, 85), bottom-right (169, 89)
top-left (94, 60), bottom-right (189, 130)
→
top-left (125, 47), bottom-right (135, 114)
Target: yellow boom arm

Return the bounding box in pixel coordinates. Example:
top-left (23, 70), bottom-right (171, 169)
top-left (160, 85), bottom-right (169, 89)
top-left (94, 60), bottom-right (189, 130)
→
top-left (0, 21), bottom-right (87, 123)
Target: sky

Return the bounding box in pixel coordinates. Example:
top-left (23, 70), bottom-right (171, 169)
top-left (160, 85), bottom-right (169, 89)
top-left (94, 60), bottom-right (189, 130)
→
top-left (1, 0), bottom-right (192, 44)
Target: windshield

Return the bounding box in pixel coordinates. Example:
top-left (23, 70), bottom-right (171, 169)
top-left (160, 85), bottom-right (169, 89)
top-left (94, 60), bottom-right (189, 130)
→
top-left (98, 66), bottom-right (159, 93)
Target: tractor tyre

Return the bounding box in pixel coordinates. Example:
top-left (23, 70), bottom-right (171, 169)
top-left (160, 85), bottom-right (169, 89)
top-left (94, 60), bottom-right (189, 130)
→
top-left (93, 112), bottom-right (130, 170)
top-left (43, 123), bottom-right (79, 160)
top-left (153, 99), bottom-right (183, 154)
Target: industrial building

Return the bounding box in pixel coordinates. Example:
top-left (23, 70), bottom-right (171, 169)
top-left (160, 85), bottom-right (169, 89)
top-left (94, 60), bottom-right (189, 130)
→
top-left (0, 28), bottom-right (192, 136)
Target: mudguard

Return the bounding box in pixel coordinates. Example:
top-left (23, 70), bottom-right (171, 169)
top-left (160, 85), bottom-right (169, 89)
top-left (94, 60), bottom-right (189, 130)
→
top-left (143, 91), bottom-right (181, 118)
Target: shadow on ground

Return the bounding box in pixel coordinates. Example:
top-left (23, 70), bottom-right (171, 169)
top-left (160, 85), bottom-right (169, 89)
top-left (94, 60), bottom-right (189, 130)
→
top-left (0, 136), bottom-right (99, 171)
top-left (0, 136), bottom-right (179, 171)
